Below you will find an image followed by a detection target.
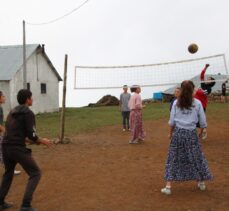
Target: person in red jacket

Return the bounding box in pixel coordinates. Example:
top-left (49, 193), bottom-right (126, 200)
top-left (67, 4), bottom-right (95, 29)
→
top-left (194, 64), bottom-right (215, 139)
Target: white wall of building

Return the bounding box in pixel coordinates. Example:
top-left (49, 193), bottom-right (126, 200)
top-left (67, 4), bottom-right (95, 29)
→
top-left (29, 51), bottom-right (59, 113)
top-left (8, 50), bottom-right (59, 114)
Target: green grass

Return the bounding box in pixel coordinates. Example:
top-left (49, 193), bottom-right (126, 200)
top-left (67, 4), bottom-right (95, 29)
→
top-left (36, 103), bottom-right (228, 138)
top-left (206, 102), bottom-right (229, 121)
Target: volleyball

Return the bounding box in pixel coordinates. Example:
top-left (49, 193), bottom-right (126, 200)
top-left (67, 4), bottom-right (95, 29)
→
top-left (188, 43), bottom-right (198, 54)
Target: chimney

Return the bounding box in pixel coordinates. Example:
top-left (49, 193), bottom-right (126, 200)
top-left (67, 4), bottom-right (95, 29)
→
top-left (42, 44), bottom-right (45, 53)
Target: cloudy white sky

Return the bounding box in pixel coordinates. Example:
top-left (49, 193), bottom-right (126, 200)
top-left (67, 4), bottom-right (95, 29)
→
top-left (1, 0), bottom-right (229, 106)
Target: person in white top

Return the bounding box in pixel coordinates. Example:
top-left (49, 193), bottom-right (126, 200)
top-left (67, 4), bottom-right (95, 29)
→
top-left (161, 80), bottom-right (213, 195)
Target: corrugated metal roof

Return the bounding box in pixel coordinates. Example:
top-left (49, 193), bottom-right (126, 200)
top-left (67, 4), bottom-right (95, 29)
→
top-left (0, 44), bottom-right (39, 80)
top-left (163, 74), bottom-right (227, 95)
top-left (0, 44), bottom-right (62, 81)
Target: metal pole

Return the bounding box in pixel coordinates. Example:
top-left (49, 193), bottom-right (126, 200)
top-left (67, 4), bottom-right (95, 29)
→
top-left (23, 20), bottom-right (27, 89)
top-left (223, 54), bottom-right (228, 76)
top-left (60, 54), bottom-right (68, 143)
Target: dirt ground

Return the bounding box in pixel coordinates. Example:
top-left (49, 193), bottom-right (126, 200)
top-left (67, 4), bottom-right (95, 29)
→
top-left (1, 118), bottom-right (229, 211)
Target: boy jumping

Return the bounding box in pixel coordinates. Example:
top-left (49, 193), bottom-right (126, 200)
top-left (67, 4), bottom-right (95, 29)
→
top-left (194, 64), bottom-right (215, 139)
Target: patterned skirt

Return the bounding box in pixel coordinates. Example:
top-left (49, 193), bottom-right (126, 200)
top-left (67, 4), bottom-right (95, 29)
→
top-left (129, 109), bottom-right (145, 140)
top-left (165, 127), bottom-right (213, 181)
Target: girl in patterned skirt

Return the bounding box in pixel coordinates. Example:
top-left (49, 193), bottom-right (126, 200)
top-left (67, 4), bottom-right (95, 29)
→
top-left (128, 85), bottom-right (145, 144)
top-left (161, 80), bottom-right (213, 195)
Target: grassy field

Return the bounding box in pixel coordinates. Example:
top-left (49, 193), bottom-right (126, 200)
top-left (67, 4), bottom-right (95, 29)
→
top-left (36, 102), bottom-right (229, 138)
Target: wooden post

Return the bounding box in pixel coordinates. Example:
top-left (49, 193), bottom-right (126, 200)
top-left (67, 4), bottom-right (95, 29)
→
top-left (23, 20), bottom-right (27, 89)
top-left (60, 54), bottom-right (68, 143)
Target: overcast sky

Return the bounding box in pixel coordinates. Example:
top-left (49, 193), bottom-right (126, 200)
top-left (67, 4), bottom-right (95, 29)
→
top-left (1, 0), bottom-right (229, 106)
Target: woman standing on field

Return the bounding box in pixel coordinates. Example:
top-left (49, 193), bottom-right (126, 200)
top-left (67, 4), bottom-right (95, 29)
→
top-left (128, 85), bottom-right (145, 144)
top-left (161, 80), bottom-right (212, 195)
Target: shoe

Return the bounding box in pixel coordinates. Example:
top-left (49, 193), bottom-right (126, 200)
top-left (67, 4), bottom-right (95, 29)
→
top-left (161, 187), bottom-right (171, 195)
top-left (14, 170), bottom-right (21, 175)
top-left (20, 207), bottom-right (38, 211)
top-left (138, 138), bottom-right (144, 142)
top-left (202, 129), bottom-right (207, 140)
top-left (129, 139), bottom-right (139, 144)
top-left (0, 202), bottom-right (13, 209)
top-left (122, 128), bottom-right (126, 132)
top-left (198, 182), bottom-right (206, 191)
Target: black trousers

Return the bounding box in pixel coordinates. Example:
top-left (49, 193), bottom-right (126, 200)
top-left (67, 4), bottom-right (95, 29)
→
top-left (0, 145), bottom-right (41, 207)
top-left (122, 111), bottom-right (130, 129)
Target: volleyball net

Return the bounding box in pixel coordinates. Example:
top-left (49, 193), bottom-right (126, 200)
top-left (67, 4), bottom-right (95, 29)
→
top-left (74, 54), bottom-right (228, 92)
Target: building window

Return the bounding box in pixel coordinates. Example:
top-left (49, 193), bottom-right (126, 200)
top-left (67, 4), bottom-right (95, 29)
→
top-left (27, 83), bottom-right (30, 91)
top-left (41, 83), bottom-right (47, 94)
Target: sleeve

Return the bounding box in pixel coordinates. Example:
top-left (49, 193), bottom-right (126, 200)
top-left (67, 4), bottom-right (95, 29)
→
top-left (168, 101), bottom-right (176, 126)
top-left (200, 67), bottom-right (207, 81)
top-left (120, 94), bottom-right (122, 104)
top-left (25, 111), bottom-right (39, 143)
top-left (135, 95), bottom-right (142, 109)
top-left (198, 103), bottom-right (207, 128)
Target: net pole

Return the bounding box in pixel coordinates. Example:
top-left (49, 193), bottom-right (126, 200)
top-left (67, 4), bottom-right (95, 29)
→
top-left (74, 66), bottom-right (77, 89)
top-left (60, 54), bottom-right (68, 143)
top-left (223, 54), bottom-right (228, 76)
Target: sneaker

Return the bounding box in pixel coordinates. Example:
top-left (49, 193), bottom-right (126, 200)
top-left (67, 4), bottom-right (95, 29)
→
top-left (122, 128), bottom-right (126, 132)
top-left (20, 207), bottom-right (38, 211)
top-left (138, 138), bottom-right (144, 143)
top-left (198, 182), bottom-right (206, 191)
top-left (0, 202), bottom-right (13, 209)
top-left (161, 187), bottom-right (171, 195)
top-left (14, 170), bottom-right (21, 175)
top-left (202, 129), bottom-right (207, 140)
top-left (129, 139), bottom-right (139, 144)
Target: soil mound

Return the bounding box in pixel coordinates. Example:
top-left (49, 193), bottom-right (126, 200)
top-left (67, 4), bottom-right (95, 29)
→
top-left (88, 95), bottom-right (119, 107)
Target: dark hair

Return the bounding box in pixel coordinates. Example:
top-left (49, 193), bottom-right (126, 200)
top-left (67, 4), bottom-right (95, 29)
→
top-left (130, 87), bottom-right (137, 93)
top-left (17, 89), bottom-right (32, 105)
top-left (202, 77), bottom-right (215, 94)
top-left (0, 91), bottom-right (2, 97)
top-left (209, 77), bottom-right (216, 88)
top-left (177, 80), bottom-right (195, 110)
top-left (130, 85), bottom-right (140, 93)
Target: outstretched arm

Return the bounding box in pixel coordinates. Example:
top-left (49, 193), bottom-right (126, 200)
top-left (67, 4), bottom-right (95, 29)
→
top-left (26, 137), bottom-right (53, 147)
top-left (200, 64), bottom-right (210, 81)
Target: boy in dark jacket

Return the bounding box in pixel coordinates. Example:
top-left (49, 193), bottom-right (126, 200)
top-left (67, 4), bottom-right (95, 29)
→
top-left (0, 89), bottom-right (52, 211)
top-left (194, 64), bottom-right (215, 140)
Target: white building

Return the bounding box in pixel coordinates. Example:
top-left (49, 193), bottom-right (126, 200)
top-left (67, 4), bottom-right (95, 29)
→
top-left (0, 44), bottom-right (62, 115)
